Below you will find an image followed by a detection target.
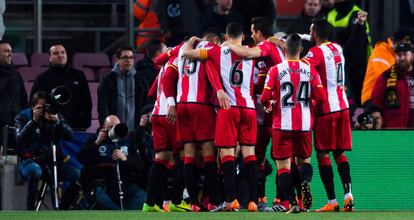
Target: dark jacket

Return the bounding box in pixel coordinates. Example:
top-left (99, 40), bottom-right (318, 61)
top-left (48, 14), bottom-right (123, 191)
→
top-left (202, 6), bottom-right (244, 35)
top-left (14, 108), bottom-right (73, 162)
top-left (0, 63), bottom-right (28, 128)
top-left (286, 10), bottom-right (322, 56)
top-left (371, 66), bottom-right (413, 128)
top-left (97, 70), bottom-right (150, 129)
top-left (134, 56), bottom-right (158, 87)
top-left (77, 135), bottom-right (146, 189)
top-left (30, 65), bottom-right (92, 130)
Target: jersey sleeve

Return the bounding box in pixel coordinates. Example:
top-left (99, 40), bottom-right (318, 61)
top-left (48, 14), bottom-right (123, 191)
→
top-left (199, 44), bottom-right (220, 62)
top-left (310, 66), bottom-right (326, 105)
top-left (257, 42), bottom-right (269, 57)
top-left (148, 75), bottom-right (159, 101)
top-left (162, 57), bottom-right (179, 101)
top-left (204, 59), bottom-right (223, 92)
top-left (254, 59), bottom-right (269, 94)
top-left (304, 47), bottom-right (322, 67)
top-left (260, 66), bottom-right (277, 106)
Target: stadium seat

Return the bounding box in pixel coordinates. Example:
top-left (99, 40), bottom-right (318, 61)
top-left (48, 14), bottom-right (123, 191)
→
top-left (30, 53), bottom-right (50, 67)
top-left (19, 67), bottom-right (47, 82)
top-left (72, 53), bottom-right (110, 81)
top-left (79, 67), bottom-right (97, 82)
top-left (87, 119), bottom-right (100, 133)
top-left (24, 82), bottom-right (33, 96)
top-left (12, 52), bottom-right (29, 68)
top-left (88, 82), bottom-right (99, 120)
top-left (111, 53), bottom-right (144, 66)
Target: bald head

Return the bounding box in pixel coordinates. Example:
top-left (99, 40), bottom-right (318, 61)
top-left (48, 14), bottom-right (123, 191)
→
top-left (104, 115), bottom-right (121, 131)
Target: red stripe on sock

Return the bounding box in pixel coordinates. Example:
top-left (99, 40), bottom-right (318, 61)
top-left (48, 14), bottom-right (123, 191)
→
top-left (277, 168), bottom-right (290, 176)
top-left (334, 154), bottom-right (348, 164)
top-left (184, 156), bottom-right (195, 164)
top-left (154, 158), bottom-right (168, 166)
top-left (259, 164), bottom-right (265, 171)
top-left (221, 155), bottom-right (235, 165)
top-left (204, 155), bottom-right (216, 163)
top-left (166, 163), bottom-right (175, 170)
top-left (244, 155), bottom-right (256, 163)
top-left (317, 157), bottom-right (332, 166)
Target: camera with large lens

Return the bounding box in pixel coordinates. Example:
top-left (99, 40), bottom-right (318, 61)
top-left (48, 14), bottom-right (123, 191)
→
top-left (44, 86), bottom-right (72, 115)
top-left (357, 113), bottom-right (376, 129)
top-left (108, 123), bottom-right (129, 142)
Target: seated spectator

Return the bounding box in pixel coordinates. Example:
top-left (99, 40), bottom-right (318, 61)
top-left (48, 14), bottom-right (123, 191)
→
top-left (78, 115), bottom-right (147, 210)
top-left (98, 46), bottom-right (150, 130)
top-left (202, 0), bottom-right (244, 35)
top-left (30, 44), bottom-right (92, 131)
top-left (286, 0), bottom-right (322, 56)
top-left (361, 30), bottom-right (412, 106)
top-left (372, 43), bottom-right (414, 129)
top-left (15, 91), bottom-right (80, 210)
top-left (135, 39), bottom-right (167, 86)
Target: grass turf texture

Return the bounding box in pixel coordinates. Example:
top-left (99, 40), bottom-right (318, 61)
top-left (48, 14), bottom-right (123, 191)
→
top-left (0, 211), bottom-right (413, 220)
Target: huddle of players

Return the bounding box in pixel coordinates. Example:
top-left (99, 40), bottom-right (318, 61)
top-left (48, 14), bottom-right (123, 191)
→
top-left (143, 17), bottom-right (354, 214)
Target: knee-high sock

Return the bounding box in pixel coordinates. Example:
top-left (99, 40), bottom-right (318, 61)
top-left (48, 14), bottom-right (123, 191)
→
top-left (146, 160), bottom-right (167, 206)
top-left (172, 158), bottom-right (185, 205)
top-left (184, 157), bottom-right (199, 205)
top-left (204, 156), bottom-right (220, 205)
top-left (244, 155), bottom-right (258, 203)
top-left (277, 169), bottom-right (296, 205)
top-left (221, 156), bottom-right (236, 203)
top-left (257, 164), bottom-right (266, 199)
top-left (318, 157), bottom-right (336, 200)
top-left (335, 154), bottom-right (351, 195)
top-left (163, 163), bottom-right (175, 202)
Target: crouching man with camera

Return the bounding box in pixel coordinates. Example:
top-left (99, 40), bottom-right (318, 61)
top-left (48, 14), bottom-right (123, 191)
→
top-left (15, 91), bottom-right (80, 210)
top-left (78, 115), bottom-right (147, 210)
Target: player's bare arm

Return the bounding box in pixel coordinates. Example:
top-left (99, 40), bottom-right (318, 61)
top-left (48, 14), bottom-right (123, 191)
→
top-left (222, 41), bottom-right (261, 59)
top-left (182, 36), bottom-right (203, 59)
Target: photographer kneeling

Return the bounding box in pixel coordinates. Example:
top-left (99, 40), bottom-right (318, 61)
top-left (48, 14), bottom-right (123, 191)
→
top-left (356, 105), bottom-right (383, 130)
top-left (15, 91), bottom-right (80, 210)
top-left (78, 115), bottom-right (147, 210)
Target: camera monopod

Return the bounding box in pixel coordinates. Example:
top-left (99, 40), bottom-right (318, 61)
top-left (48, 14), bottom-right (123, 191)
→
top-left (108, 123), bottom-right (128, 211)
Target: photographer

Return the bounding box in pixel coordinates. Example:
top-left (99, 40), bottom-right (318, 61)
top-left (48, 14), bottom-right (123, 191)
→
top-left (356, 105), bottom-right (383, 130)
top-left (78, 115), bottom-right (147, 210)
top-left (15, 91), bottom-right (80, 210)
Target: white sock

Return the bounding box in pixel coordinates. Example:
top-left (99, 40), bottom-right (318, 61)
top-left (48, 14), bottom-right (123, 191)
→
top-left (328, 199), bottom-right (337, 204)
top-left (344, 193), bottom-right (353, 200)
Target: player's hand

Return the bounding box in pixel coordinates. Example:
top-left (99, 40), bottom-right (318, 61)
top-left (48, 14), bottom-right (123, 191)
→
top-left (95, 128), bottom-right (107, 145)
top-left (267, 37), bottom-right (286, 50)
top-left (32, 104), bottom-right (44, 123)
top-left (357, 10), bottom-right (368, 25)
top-left (217, 89), bottom-right (230, 109)
top-left (166, 106), bottom-right (176, 124)
top-left (44, 112), bottom-right (59, 123)
top-left (264, 105), bottom-right (272, 113)
top-left (112, 149), bottom-right (127, 161)
top-left (189, 36), bottom-right (202, 45)
top-left (140, 114), bottom-right (150, 127)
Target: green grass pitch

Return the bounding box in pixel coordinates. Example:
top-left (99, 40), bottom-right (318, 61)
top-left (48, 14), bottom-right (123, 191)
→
top-left (1, 211), bottom-right (414, 220)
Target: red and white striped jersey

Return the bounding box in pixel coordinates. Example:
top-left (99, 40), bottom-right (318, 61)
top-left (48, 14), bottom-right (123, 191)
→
top-left (261, 60), bottom-right (325, 131)
top-left (305, 42), bottom-right (348, 114)
top-left (152, 57), bottom-right (179, 116)
top-left (177, 41), bottom-right (222, 104)
top-left (203, 45), bottom-right (255, 109)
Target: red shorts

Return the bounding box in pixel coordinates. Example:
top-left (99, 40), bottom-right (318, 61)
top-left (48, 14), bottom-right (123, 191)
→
top-left (215, 107), bottom-right (257, 148)
top-left (271, 130), bottom-right (312, 160)
top-left (314, 110), bottom-right (352, 152)
top-left (151, 116), bottom-right (181, 152)
top-left (255, 125), bottom-right (272, 162)
top-left (176, 103), bottom-right (215, 143)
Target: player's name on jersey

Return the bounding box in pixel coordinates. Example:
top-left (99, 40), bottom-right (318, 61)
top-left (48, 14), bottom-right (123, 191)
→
top-left (278, 67), bottom-right (313, 80)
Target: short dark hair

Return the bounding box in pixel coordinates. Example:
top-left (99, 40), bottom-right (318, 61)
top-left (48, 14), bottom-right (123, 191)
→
top-left (286, 33), bottom-right (302, 56)
top-left (116, 46), bottom-right (134, 59)
top-left (0, 40), bottom-right (10, 46)
top-left (311, 18), bottom-right (332, 40)
top-left (30, 91), bottom-right (49, 107)
top-left (251, 17), bottom-right (274, 38)
top-left (365, 104), bottom-right (383, 116)
top-left (226, 23), bottom-right (244, 39)
top-left (144, 39), bottom-right (163, 59)
top-left (202, 28), bottom-right (221, 40)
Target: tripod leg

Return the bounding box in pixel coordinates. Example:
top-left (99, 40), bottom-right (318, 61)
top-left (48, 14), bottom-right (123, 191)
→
top-left (52, 144), bottom-right (59, 210)
top-left (35, 181), bottom-right (48, 211)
